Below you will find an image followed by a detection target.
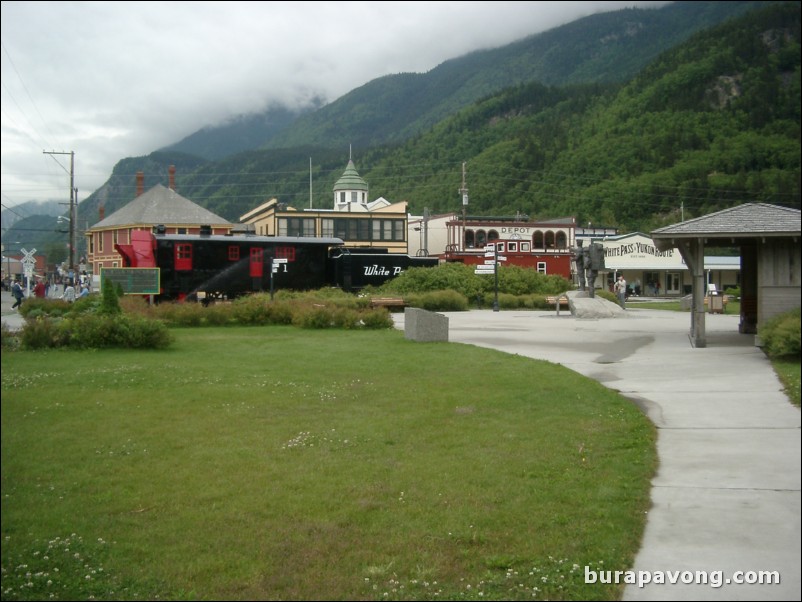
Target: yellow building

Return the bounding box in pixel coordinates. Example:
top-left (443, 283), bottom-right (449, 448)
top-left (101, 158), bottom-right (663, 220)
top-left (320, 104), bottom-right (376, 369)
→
top-left (240, 160), bottom-right (409, 254)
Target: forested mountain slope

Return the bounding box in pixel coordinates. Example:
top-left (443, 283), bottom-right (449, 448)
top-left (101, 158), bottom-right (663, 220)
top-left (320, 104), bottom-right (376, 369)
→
top-left (38, 0), bottom-right (798, 248)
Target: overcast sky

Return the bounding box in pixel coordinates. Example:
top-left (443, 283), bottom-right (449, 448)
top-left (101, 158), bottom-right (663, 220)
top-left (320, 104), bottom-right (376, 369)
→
top-left (1, 1), bottom-right (669, 211)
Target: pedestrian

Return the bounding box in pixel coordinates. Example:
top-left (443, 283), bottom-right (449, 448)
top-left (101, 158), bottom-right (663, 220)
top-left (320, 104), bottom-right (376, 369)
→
top-left (61, 282), bottom-right (76, 303)
top-left (77, 285), bottom-right (90, 299)
top-left (614, 275), bottom-right (627, 309)
top-left (11, 280), bottom-right (25, 309)
top-left (33, 279), bottom-right (46, 298)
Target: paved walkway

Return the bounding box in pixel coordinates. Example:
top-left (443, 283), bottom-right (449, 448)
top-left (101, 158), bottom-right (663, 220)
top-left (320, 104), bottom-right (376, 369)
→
top-left (394, 306), bottom-right (800, 601)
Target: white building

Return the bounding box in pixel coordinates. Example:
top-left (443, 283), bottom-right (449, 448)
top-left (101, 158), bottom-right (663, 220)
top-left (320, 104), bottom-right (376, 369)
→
top-left (600, 232), bottom-right (740, 296)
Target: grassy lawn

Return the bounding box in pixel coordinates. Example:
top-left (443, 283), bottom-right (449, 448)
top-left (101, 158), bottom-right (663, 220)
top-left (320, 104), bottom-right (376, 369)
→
top-left (1, 327), bottom-right (656, 601)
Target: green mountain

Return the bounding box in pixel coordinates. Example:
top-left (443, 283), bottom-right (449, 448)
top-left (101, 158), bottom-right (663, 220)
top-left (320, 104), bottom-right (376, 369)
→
top-left (356, 0), bottom-right (800, 230)
top-left (159, 102), bottom-right (322, 161)
top-left (182, 1), bottom-right (797, 232)
top-left (265, 0), bottom-right (766, 151)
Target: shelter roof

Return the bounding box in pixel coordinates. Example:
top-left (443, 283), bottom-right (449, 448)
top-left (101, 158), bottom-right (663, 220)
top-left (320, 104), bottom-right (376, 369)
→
top-left (651, 203), bottom-right (800, 250)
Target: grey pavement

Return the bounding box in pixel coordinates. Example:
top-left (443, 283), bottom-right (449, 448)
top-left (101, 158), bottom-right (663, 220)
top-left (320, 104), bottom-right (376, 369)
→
top-left (1, 289), bottom-right (26, 331)
top-left (393, 302), bottom-right (800, 601)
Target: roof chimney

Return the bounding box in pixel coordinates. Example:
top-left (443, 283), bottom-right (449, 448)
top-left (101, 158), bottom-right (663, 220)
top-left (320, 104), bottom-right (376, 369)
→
top-left (169, 165), bottom-right (176, 190)
top-left (136, 171), bottom-right (144, 196)
top-left (99, 205), bottom-right (105, 221)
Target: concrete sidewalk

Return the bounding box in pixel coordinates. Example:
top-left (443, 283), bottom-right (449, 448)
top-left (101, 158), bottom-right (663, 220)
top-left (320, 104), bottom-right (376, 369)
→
top-left (393, 307), bottom-right (801, 601)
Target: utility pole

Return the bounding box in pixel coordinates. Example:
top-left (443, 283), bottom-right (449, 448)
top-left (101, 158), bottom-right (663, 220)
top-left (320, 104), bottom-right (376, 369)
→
top-left (43, 150), bottom-right (76, 273)
top-left (459, 162), bottom-right (468, 251)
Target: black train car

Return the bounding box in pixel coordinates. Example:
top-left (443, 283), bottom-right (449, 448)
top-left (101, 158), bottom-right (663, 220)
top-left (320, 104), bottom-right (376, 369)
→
top-left (329, 247), bottom-right (439, 292)
top-left (118, 230), bottom-right (342, 302)
top-left (116, 230), bottom-right (437, 301)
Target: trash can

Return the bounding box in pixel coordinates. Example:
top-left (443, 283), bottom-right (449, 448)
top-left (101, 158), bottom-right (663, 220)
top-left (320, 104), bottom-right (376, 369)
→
top-left (708, 292), bottom-right (724, 314)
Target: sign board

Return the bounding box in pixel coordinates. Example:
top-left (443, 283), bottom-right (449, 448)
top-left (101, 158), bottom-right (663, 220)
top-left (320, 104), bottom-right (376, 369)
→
top-left (474, 269), bottom-right (495, 275)
top-left (272, 258), bottom-right (288, 264)
top-left (101, 267), bottom-right (160, 295)
top-left (496, 256), bottom-right (507, 261)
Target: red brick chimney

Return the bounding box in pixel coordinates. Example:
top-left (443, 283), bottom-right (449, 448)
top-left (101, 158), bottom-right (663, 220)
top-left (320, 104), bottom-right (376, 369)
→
top-left (99, 205), bottom-right (105, 221)
top-left (169, 165), bottom-right (176, 190)
top-left (136, 171), bottom-right (144, 196)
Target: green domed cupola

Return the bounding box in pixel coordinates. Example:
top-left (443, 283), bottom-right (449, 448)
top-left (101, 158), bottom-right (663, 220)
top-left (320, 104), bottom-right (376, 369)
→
top-left (333, 159), bottom-right (369, 211)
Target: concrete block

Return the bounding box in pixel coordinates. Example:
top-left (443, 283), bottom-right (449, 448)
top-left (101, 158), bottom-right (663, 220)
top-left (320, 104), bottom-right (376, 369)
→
top-left (404, 307), bottom-right (449, 342)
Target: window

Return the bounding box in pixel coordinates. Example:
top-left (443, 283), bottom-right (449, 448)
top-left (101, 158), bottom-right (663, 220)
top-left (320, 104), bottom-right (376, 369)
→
top-left (228, 246), bottom-right (240, 261)
top-left (465, 230), bottom-right (475, 248)
top-left (508, 242), bottom-right (518, 252)
top-left (496, 243), bottom-right (505, 253)
top-left (545, 231), bottom-right (555, 248)
top-left (556, 231), bottom-right (568, 249)
top-left (321, 219), bottom-right (334, 238)
top-left (278, 218), bottom-right (315, 237)
top-left (533, 231), bottom-right (544, 249)
top-left (339, 192), bottom-right (346, 204)
top-left (177, 228), bottom-right (187, 235)
top-left (335, 218), bottom-right (370, 241)
top-left (275, 246), bottom-right (296, 261)
top-left (113, 230), bottom-right (118, 245)
top-left (537, 262), bottom-right (547, 274)
top-left (521, 242), bottom-right (530, 252)
top-left (351, 191), bottom-right (357, 203)
top-left (372, 219), bottom-right (405, 241)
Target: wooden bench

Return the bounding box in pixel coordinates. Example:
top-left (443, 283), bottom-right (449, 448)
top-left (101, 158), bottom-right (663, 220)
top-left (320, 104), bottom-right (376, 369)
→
top-left (370, 297), bottom-right (407, 310)
top-left (545, 295), bottom-right (570, 308)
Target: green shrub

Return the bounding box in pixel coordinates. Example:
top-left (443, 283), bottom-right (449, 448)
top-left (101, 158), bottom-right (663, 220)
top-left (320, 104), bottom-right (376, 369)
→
top-left (292, 304), bottom-right (335, 328)
top-left (760, 308), bottom-right (801, 358)
top-left (359, 308), bottom-right (394, 329)
top-left (20, 316), bottom-right (67, 349)
top-left (595, 289), bottom-right (617, 303)
top-left (1, 322), bottom-right (19, 350)
top-left (496, 292), bottom-right (522, 309)
top-left (18, 313), bottom-right (172, 350)
top-left (203, 304), bottom-right (232, 326)
top-left (264, 300), bottom-right (295, 324)
top-left (100, 278), bottom-right (122, 315)
top-left (331, 307), bottom-right (360, 329)
top-left (406, 289), bottom-right (469, 311)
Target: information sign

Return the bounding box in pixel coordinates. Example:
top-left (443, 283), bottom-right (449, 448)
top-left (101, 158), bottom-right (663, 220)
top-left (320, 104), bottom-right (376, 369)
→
top-left (101, 267), bottom-right (160, 295)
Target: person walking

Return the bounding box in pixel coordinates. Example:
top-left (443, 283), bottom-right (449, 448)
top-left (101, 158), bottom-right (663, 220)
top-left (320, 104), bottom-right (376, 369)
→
top-left (61, 282), bottom-right (76, 303)
top-left (614, 275), bottom-right (627, 309)
top-left (33, 278), bottom-right (46, 298)
top-left (11, 280), bottom-right (25, 309)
